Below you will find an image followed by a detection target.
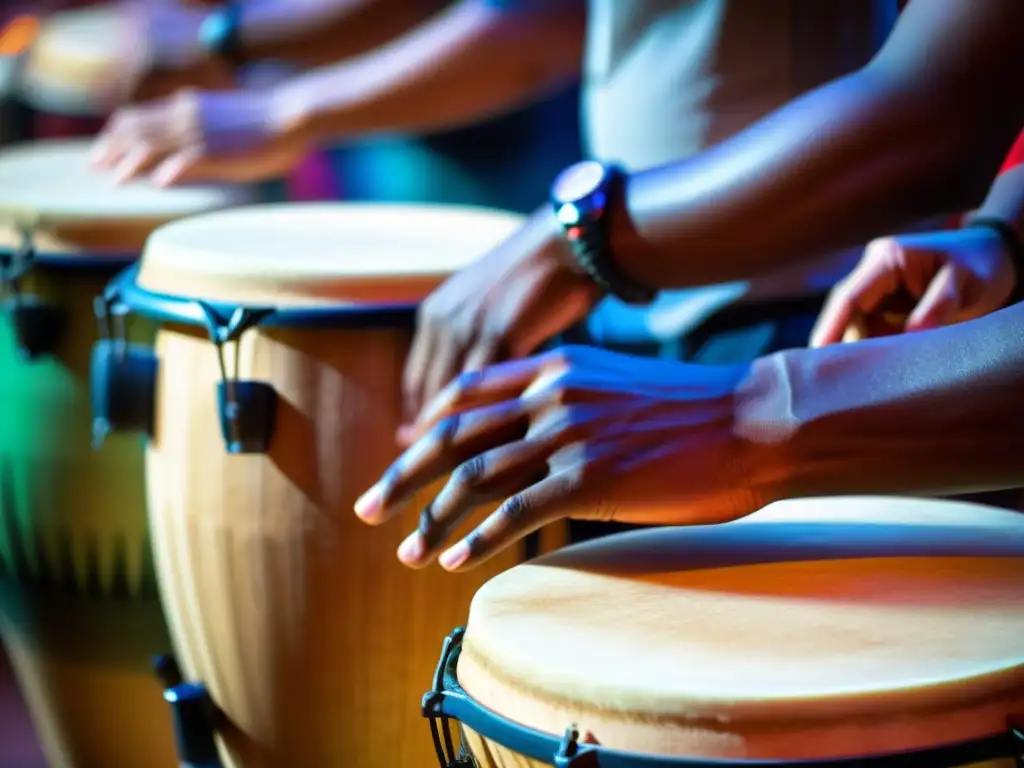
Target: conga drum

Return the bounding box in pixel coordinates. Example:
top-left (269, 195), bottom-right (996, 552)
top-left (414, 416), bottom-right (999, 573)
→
top-left (18, 3), bottom-right (235, 119)
top-left (0, 138), bottom-right (247, 768)
top-left (94, 202), bottom-right (568, 768)
top-left (19, 4), bottom-right (128, 117)
top-left (426, 497), bottom-right (1024, 767)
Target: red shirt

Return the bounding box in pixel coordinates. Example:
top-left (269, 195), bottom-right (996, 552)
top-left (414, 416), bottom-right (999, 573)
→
top-left (1001, 130), bottom-right (1024, 173)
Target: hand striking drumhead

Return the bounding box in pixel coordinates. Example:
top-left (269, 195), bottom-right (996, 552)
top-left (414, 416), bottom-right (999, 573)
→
top-left (0, 140), bottom-right (246, 226)
top-left (0, 140), bottom-right (249, 252)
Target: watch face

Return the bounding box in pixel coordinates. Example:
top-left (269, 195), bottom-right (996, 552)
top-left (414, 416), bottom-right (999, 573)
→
top-left (551, 160), bottom-right (607, 206)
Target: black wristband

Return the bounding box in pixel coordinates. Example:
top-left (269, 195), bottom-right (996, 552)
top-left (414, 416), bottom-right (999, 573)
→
top-left (570, 215), bottom-right (657, 305)
top-left (966, 217), bottom-right (1024, 307)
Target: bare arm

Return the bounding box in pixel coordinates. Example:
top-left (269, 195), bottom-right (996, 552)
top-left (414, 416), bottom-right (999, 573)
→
top-left (739, 300), bottom-right (1024, 500)
top-left (609, 0), bottom-right (1024, 290)
top-left (231, 0), bottom-right (440, 68)
top-left (272, 0), bottom-right (585, 142)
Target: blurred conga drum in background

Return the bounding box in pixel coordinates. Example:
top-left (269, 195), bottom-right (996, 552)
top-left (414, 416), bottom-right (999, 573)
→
top-left (18, 2), bottom-right (234, 118)
top-left (95, 203), bottom-right (568, 768)
top-left (18, 4), bottom-right (126, 118)
top-left (0, 138), bottom-right (247, 768)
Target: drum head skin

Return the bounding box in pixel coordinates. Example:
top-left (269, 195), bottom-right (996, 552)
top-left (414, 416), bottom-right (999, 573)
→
top-left (0, 140), bottom-right (247, 226)
top-left (0, 140), bottom-right (248, 253)
top-left (21, 5), bottom-right (127, 115)
top-left (458, 497), bottom-right (1024, 761)
top-left (137, 202), bottom-right (524, 306)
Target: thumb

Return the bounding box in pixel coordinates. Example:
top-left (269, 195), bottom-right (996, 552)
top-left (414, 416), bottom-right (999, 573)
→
top-left (905, 264), bottom-right (964, 332)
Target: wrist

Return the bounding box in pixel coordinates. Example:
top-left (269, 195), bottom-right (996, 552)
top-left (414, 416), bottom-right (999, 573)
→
top-left (549, 161), bottom-right (656, 304)
top-left (731, 352), bottom-right (803, 503)
top-left (529, 204), bottom-right (589, 277)
top-left (964, 216), bottom-right (1024, 306)
top-left (270, 79), bottom-right (318, 147)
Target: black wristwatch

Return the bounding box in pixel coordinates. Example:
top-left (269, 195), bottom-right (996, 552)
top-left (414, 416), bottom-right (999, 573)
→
top-left (550, 160), bottom-right (657, 305)
top-left (198, 2), bottom-right (245, 68)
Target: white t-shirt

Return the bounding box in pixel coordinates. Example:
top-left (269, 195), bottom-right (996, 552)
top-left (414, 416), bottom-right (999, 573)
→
top-left (582, 0), bottom-right (897, 171)
top-left (491, 0), bottom-right (901, 343)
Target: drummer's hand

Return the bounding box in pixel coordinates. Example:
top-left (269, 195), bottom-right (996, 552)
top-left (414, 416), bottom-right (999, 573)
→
top-left (810, 228), bottom-right (1017, 347)
top-left (359, 346), bottom-right (764, 571)
top-left (400, 210), bottom-right (602, 445)
top-left (91, 88), bottom-right (309, 185)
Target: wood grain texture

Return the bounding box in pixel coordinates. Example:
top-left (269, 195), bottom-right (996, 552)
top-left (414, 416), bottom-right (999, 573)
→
top-left (147, 322), bottom-right (565, 768)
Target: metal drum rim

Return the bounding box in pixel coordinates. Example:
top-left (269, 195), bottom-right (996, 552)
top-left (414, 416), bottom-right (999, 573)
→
top-left (106, 263), bottom-right (419, 331)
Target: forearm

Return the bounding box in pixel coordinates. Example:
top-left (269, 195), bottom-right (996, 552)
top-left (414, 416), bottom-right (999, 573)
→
top-left (611, 0), bottom-right (1024, 290)
top-left (236, 0), bottom-right (438, 68)
top-left (740, 302), bottom-right (1024, 500)
top-left (274, 0), bottom-right (584, 142)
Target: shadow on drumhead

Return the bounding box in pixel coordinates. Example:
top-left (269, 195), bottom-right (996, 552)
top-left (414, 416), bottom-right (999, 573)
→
top-left (532, 517), bottom-right (1024, 578)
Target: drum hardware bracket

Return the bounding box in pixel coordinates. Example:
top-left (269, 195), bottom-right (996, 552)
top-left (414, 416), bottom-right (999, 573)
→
top-left (424, 629), bottom-right (597, 768)
top-left (155, 654), bottom-right (224, 768)
top-left (424, 629), bottom-right (476, 767)
top-left (198, 303), bottom-right (278, 455)
top-left (555, 727), bottom-right (597, 768)
top-left (0, 222), bottom-right (34, 292)
top-left (90, 294), bottom-right (158, 449)
top-left (0, 225), bottom-right (67, 360)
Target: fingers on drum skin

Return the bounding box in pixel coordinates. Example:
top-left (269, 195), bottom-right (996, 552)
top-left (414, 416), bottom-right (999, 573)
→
top-left (152, 148), bottom-right (208, 187)
top-left (93, 109), bottom-right (164, 170)
top-left (356, 401), bottom-right (533, 525)
top-left (397, 441), bottom-right (551, 568)
top-left (438, 470), bottom-right (583, 571)
top-left (112, 143), bottom-right (162, 183)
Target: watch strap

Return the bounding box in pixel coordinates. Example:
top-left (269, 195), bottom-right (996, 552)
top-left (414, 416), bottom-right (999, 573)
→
top-left (568, 213), bottom-right (656, 305)
top-left (965, 217), bottom-right (1024, 307)
top-left (562, 166), bottom-right (657, 305)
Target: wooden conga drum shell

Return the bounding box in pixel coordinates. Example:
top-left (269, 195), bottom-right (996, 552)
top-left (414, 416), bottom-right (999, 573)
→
top-left (0, 143), bottom-right (247, 768)
top-left (445, 498), bottom-right (1024, 768)
top-left (127, 203), bottom-right (565, 768)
